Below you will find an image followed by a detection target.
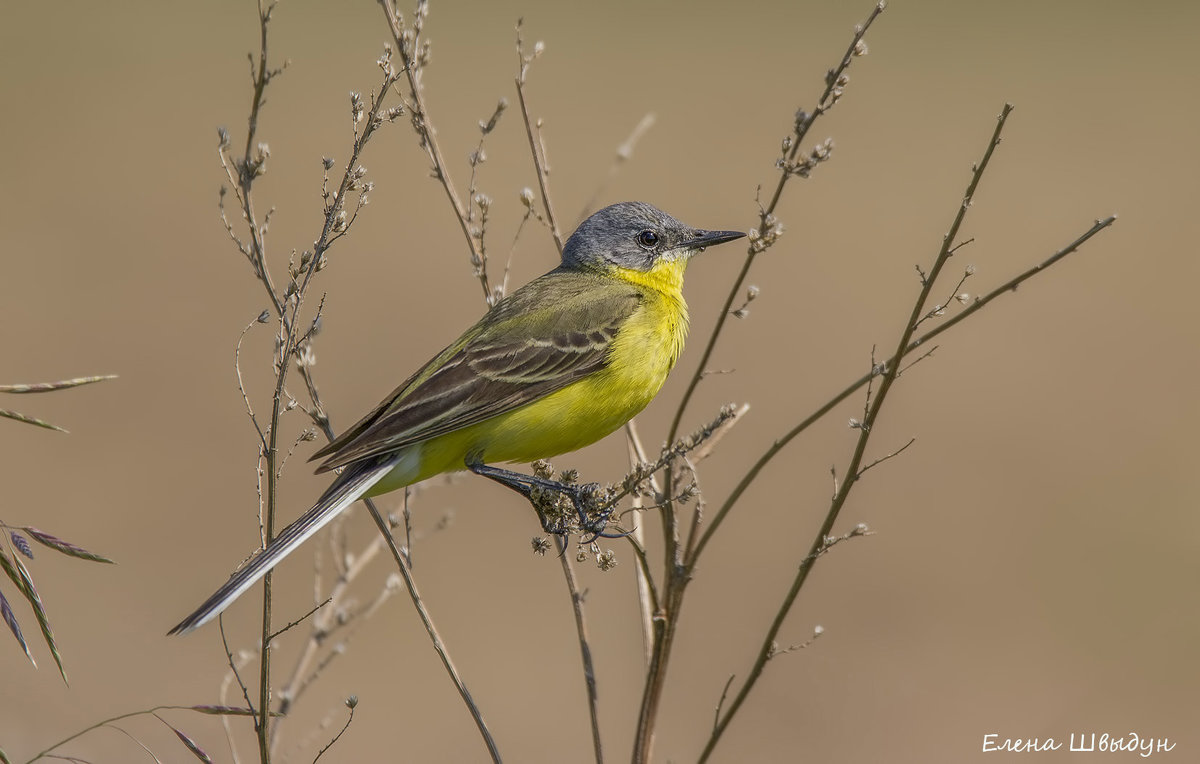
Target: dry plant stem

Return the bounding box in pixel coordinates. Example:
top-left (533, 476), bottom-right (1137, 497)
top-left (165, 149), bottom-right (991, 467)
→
top-left (633, 9), bottom-right (886, 761)
top-left (269, 526), bottom-right (378, 753)
top-left (631, 586), bottom-right (684, 763)
top-left (110, 722), bottom-right (158, 760)
top-left (231, 5), bottom-right (286, 326)
top-left (698, 102), bottom-right (1012, 762)
top-left (266, 46), bottom-right (396, 736)
top-left (223, 3), bottom-right (399, 758)
top-left (691, 168), bottom-right (1117, 561)
top-left (25, 706), bottom-right (252, 763)
top-left (219, 1), bottom-right (490, 759)
top-left (238, 5), bottom-right (281, 759)
top-left (298, 366), bottom-right (501, 762)
top-left (312, 703), bottom-right (355, 763)
top-left (623, 420), bottom-right (659, 665)
top-left (508, 48), bottom-right (606, 748)
top-left (665, 1), bottom-right (886, 449)
top-left (381, 7), bottom-right (582, 757)
top-left (554, 536), bottom-right (604, 764)
top-left (359, 495), bottom-right (502, 762)
top-left (515, 24), bottom-right (564, 255)
top-left (221, 620), bottom-right (256, 720)
top-left (380, 0), bottom-right (494, 302)
top-left (220, 620), bottom-right (255, 764)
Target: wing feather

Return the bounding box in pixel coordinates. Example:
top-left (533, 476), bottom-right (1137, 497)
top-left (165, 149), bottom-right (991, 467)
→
top-left (311, 272), bottom-right (641, 472)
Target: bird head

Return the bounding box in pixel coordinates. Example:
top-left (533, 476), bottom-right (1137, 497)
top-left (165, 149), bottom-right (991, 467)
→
top-left (562, 201), bottom-right (744, 274)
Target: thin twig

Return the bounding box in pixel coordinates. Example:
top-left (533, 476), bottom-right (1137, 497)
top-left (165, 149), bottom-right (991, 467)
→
top-left (915, 264), bottom-right (974, 330)
top-left (26, 706), bottom-right (251, 763)
top-left (632, 14), bottom-right (886, 759)
top-left (220, 618), bottom-right (256, 722)
top-left (362, 494), bottom-right (503, 762)
top-left (295, 363), bottom-right (496, 760)
top-left (267, 597), bottom-right (330, 642)
top-left (272, 524), bottom-right (388, 722)
top-left (690, 403), bottom-right (750, 464)
top-left (898, 345), bottom-right (938, 376)
top-left (692, 213), bottom-right (1116, 564)
top-left (110, 721), bottom-right (161, 763)
top-left (766, 624), bottom-right (825, 659)
top-left (216, 4), bottom-right (404, 758)
top-left (623, 420), bottom-right (658, 666)
top-left (235, 317), bottom-right (268, 451)
top-left (665, 1), bottom-right (886, 449)
top-left (856, 437), bottom-right (915, 478)
top-left (381, 0), bottom-right (494, 301)
top-left (698, 102), bottom-right (1020, 762)
top-left (712, 675), bottom-right (736, 734)
top-left (515, 20), bottom-right (564, 255)
top-left (554, 537), bottom-right (604, 764)
top-left (237, 5), bottom-right (283, 757)
top-left (312, 698), bottom-right (356, 763)
top-left (219, 627), bottom-right (256, 764)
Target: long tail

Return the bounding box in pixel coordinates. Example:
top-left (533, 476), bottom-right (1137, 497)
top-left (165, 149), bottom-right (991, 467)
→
top-left (168, 457), bottom-right (398, 636)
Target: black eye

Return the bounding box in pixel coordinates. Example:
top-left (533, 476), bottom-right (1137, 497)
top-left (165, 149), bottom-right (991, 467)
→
top-left (636, 229), bottom-right (659, 249)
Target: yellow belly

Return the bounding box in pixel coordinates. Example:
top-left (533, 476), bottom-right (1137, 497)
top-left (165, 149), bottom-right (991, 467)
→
top-left (366, 284), bottom-right (687, 496)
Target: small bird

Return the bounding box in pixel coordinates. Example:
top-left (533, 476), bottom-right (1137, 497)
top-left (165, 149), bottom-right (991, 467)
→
top-left (169, 201), bottom-right (743, 635)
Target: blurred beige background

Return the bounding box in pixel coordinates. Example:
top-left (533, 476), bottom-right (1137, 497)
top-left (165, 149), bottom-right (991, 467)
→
top-left (2, 0), bottom-right (1197, 761)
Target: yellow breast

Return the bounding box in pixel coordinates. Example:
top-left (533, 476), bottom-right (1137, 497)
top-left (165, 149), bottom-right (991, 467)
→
top-left (400, 259), bottom-right (690, 477)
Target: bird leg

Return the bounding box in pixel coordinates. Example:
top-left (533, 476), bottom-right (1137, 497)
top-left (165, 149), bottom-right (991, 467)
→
top-left (466, 461), bottom-right (619, 538)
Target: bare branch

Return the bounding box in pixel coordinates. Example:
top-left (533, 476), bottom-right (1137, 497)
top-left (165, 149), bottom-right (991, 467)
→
top-left (515, 20), bottom-right (564, 255)
top-left (380, 0), bottom-right (495, 301)
top-left (554, 537), bottom-right (604, 764)
top-left (701, 101), bottom-right (1020, 761)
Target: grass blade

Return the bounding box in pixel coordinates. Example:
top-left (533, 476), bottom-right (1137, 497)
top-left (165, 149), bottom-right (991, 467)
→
top-left (23, 527), bottom-right (114, 564)
top-left (0, 587), bottom-right (35, 666)
top-left (0, 375), bottom-right (118, 394)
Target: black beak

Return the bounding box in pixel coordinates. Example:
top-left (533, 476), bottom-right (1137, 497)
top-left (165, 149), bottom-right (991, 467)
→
top-left (683, 229), bottom-right (746, 252)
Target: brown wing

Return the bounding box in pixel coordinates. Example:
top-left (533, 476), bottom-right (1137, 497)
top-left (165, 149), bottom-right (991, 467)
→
top-left (311, 271), bottom-right (642, 473)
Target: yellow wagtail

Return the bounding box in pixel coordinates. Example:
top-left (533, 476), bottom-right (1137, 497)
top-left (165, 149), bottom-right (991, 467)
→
top-left (170, 201), bottom-right (743, 635)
